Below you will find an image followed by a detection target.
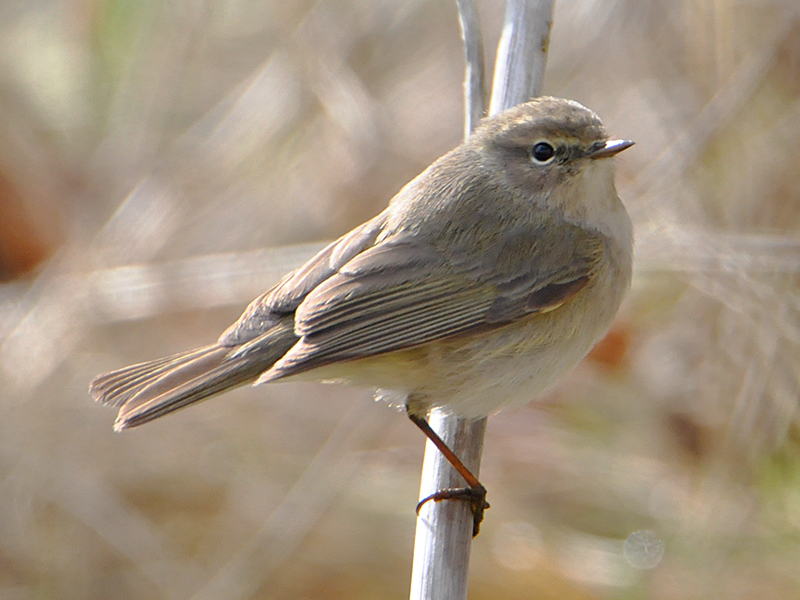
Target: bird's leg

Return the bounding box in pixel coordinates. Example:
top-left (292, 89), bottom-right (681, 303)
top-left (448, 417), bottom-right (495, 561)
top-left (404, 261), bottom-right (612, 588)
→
top-left (408, 411), bottom-right (490, 536)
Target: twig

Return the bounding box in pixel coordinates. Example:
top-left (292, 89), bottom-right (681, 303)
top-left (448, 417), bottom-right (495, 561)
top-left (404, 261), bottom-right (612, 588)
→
top-left (410, 411), bottom-right (487, 600)
top-left (409, 3), bottom-right (487, 599)
top-left (409, 2), bottom-right (554, 600)
top-left (490, 0), bottom-right (553, 114)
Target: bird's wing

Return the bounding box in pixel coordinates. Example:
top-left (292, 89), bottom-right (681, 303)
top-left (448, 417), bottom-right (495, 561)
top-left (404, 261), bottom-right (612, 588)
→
top-left (218, 211), bottom-right (388, 347)
top-left (91, 214), bottom-right (389, 429)
top-left (259, 219), bottom-right (605, 379)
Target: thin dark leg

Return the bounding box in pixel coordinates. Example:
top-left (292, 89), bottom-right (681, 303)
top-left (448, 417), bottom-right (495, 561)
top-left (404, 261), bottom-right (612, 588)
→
top-left (408, 412), bottom-right (490, 536)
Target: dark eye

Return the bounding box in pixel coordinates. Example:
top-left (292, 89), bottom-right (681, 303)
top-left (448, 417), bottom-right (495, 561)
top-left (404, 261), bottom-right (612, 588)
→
top-left (530, 141), bottom-right (555, 163)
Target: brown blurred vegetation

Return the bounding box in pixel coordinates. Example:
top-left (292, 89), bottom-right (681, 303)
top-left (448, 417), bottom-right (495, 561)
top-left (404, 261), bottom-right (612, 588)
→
top-left (1, 0), bottom-right (800, 598)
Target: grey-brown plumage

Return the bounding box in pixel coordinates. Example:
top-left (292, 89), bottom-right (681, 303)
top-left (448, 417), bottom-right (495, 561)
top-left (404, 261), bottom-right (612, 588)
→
top-left (91, 97), bottom-right (633, 433)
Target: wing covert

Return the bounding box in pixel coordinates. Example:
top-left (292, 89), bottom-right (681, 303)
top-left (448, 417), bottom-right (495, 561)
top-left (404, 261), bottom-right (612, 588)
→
top-left (218, 212), bottom-right (388, 347)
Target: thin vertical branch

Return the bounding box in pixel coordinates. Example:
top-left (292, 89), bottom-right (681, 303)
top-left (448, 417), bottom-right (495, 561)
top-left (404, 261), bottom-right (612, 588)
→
top-left (410, 3), bottom-right (487, 599)
top-left (409, 2), bottom-right (554, 600)
top-left (490, 0), bottom-right (554, 114)
top-left (410, 411), bottom-right (487, 600)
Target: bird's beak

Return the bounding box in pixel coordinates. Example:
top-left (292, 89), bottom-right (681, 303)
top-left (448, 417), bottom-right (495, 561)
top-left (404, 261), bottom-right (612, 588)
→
top-left (587, 139), bottom-right (634, 159)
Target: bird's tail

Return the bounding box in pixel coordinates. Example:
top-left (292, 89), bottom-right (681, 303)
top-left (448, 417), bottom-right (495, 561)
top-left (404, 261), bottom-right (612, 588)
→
top-left (90, 321), bottom-right (296, 431)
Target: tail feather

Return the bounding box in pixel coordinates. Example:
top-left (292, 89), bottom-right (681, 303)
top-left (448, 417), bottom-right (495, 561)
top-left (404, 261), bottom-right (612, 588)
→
top-left (114, 347), bottom-right (261, 431)
top-left (90, 345), bottom-right (218, 408)
top-left (90, 319), bottom-right (298, 430)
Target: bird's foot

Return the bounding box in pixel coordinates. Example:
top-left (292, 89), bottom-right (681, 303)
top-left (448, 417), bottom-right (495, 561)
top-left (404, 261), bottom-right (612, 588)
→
top-left (416, 484), bottom-right (489, 537)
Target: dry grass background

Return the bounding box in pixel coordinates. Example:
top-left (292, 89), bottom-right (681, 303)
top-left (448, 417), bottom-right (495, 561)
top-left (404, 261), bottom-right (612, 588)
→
top-left (1, 0), bottom-right (800, 598)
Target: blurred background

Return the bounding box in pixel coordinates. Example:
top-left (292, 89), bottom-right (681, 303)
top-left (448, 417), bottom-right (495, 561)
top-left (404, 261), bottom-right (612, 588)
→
top-left (1, 0), bottom-right (799, 598)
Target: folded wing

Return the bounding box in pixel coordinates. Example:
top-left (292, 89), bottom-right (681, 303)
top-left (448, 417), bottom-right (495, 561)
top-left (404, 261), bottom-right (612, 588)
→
top-left (259, 219), bottom-right (605, 380)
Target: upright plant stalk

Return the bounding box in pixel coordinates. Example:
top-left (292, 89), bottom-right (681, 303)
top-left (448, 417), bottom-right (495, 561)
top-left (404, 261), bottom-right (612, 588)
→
top-left (490, 0), bottom-right (554, 114)
top-left (409, 1), bottom-right (554, 600)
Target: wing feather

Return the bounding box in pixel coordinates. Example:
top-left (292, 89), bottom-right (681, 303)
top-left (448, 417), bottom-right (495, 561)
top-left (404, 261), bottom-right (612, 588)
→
top-left (218, 213), bottom-right (388, 347)
top-left (261, 221), bottom-right (605, 380)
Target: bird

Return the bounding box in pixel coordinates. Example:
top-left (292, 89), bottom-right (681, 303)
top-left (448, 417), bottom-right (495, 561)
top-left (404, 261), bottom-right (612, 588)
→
top-left (91, 96), bottom-right (633, 535)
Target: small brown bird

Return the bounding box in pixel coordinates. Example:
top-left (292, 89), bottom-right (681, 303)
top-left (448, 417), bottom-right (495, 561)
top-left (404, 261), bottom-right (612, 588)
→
top-left (91, 97), bottom-right (633, 535)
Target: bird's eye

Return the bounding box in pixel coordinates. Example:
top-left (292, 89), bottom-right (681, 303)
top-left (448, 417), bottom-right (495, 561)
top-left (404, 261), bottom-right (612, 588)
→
top-left (530, 141), bottom-right (555, 164)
